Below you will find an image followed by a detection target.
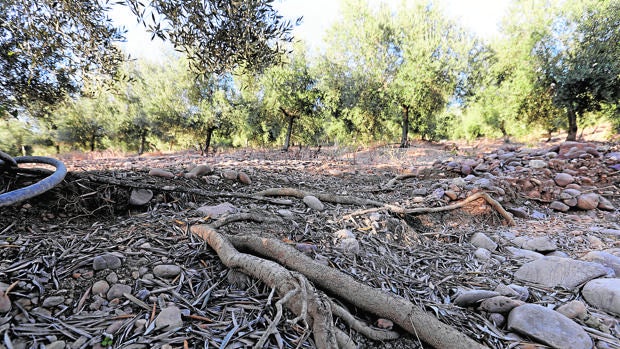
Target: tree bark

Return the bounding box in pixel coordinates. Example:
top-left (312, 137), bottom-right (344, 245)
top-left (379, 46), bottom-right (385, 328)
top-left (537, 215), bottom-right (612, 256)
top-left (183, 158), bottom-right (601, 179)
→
top-left (400, 104), bottom-right (410, 148)
top-left (202, 126), bottom-right (216, 156)
top-left (281, 107), bottom-right (295, 152)
top-left (89, 134), bottom-right (95, 152)
top-left (566, 108), bottom-right (578, 141)
top-left (138, 131), bottom-right (147, 155)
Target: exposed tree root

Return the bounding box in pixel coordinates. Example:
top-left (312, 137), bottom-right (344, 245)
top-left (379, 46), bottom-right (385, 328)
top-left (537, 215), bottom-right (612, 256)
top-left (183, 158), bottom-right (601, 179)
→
top-left (214, 232), bottom-right (488, 349)
top-left (383, 173), bottom-right (418, 190)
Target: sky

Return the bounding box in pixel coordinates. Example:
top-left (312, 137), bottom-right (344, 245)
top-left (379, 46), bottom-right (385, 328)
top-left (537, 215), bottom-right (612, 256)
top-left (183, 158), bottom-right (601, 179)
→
top-left (109, 0), bottom-right (511, 61)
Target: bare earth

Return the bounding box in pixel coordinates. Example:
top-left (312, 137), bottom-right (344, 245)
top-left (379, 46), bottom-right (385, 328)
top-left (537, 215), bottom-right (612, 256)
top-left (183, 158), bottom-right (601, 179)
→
top-left (1, 136), bottom-right (619, 349)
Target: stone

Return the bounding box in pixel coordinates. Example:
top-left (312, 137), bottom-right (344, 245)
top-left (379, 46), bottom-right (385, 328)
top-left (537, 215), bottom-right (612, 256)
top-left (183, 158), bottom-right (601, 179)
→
top-left (507, 304), bottom-right (592, 349)
top-left (106, 272), bottom-right (119, 284)
top-left (577, 193), bottom-right (600, 210)
top-left (303, 195), bottom-right (325, 211)
top-left (334, 229), bottom-right (355, 239)
top-left (148, 168), bottom-right (174, 178)
top-left (222, 169), bottom-right (238, 180)
top-left (42, 296), bottom-right (65, 308)
top-left (488, 313), bottom-right (505, 327)
top-left (554, 173), bottom-right (574, 187)
top-left (550, 201), bottom-right (570, 212)
top-left (46, 341), bottom-right (66, 349)
top-left (556, 300), bottom-right (587, 319)
top-left (597, 196), bottom-right (616, 211)
top-left (582, 278), bottom-right (620, 316)
top-left (521, 237), bottom-right (557, 253)
top-left (528, 159), bottom-right (547, 169)
top-left (339, 238), bottom-right (360, 255)
top-left (0, 291), bottom-right (10, 313)
top-left (376, 318), bottom-right (393, 330)
top-left (470, 232), bottom-right (498, 251)
top-left (474, 248), bottom-right (492, 261)
top-left (505, 247), bottom-right (544, 260)
top-left (106, 284), bottom-right (132, 300)
top-left (454, 290), bottom-right (500, 307)
top-left (494, 283), bottom-right (520, 298)
top-left (276, 209), bottom-right (294, 218)
top-left (582, 251), bottom-right (620, 276)
top-left (514, 256), bottom-right (609, 290)
top-left (153, 265), bottom-right (182, 279)
top-left (509, 284), bottom-right (530, 302)
top-left (444, 190), bottom-right (458, 201)
top-left (237, 171), bottom-right (252, 185)
top-left (155, 306), bottom-right (183, 330)
top-left (185, 164), bottom-right (212, 178)
top-left (129, 189), bottom-right (153, 206)
top-left (93, 254), bottom-right (122, 271)
top-left (195, 202), bottom-right (238, 218)
top-left (91, 280), bottom-right (110, 296)
top-left (560, 188), bottom-right (581, 200)
top-left (479, 296), bottom-right (523, 313)
top-left (507, 207), bottom-right (528, 218)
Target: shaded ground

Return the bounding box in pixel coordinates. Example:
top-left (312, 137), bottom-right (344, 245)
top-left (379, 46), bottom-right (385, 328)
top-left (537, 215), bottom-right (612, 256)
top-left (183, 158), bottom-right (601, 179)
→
top-left (1, 138), bottom-right (619, 349)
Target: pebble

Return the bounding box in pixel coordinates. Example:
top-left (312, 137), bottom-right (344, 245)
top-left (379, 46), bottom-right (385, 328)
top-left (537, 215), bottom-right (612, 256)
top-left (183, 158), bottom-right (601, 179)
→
top-left (505, 247), bottom-right (544, 260)
top-left (582, 278), bottom-right (620, 316)
top-left (470, 232), bottom-right (497, 252)
top-left (93, 254), bottom-right (122, 271)
top-left (507, 304), bottom-right (592, 349)
top-left (195, 202), bottom-right (238, 218)
top-left (521, 237), bottom-right (557, 253)
top-left (0, 291), bottom-right (11, 313)
top-left (488, 313), bottom-right (505, 327)
top-left (334, 229), bottom-right (355, 239)
top-left (106, 284), bottom-right (132, 300)
top-left (276, 209), bottom-right (294, 218)
top-left (91, 280), bottom-right (110, 296)
top-left (597, 196), bottom-right (616, 210)
top-left (528, 159), bottom-right (547, 169)
top-left (302, 195), bottom-right (325, 211)
top-left (185, 164), bottom-right (213, 178)
top-left (479, 296), bottom-right (523, 313)
top-left (222, 169), bottom-right (238, 180)
top-left (153, 265), bottom-right (182, 279)
top-left (238, 171), bottom-right (252, 185)
top-left (454, 290), bottom-right (499, 307)
top-left (46, 341), bottom-right (66, 349)
top-left (106, 272), bottom-right (119, 284)
top-left (556, 300), bottom-right (587, 319)
top-left (129, 189), bottom-right (153, 206)
top-left (42, 296), bottom-right (65, 308)
top-left (514, 256), bottom-right (609, 290)
top-left (339, 238), bottom-right (360, 255)
top-left (155, 306), bottom-right (183, 330)
top-left (577, 192), bottom-right (600, 210)
top-left (554, 172), bottom-right (574, 187)
top-left (509, 284), bottom-right (530, 302)
top-left (376, 318), bottom-right (393, 330)
top-left (550, 201), bottom-right (570, 212)
top-left (148, 168), bottom-right (174, 178)
top-left (474, 248), bottom-right (492, 261)
top-left (582, 251), bottom-right (620, 276)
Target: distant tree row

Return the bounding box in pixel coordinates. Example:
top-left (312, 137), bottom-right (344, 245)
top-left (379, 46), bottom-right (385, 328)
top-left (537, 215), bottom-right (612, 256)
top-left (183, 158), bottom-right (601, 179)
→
top-left (1, 0), bottom-right (618, 156)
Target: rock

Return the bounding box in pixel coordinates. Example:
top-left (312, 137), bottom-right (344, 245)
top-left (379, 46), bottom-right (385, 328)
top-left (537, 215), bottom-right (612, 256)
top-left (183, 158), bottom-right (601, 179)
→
top-left (582, 278), bottom-right (620, 316)
top-left (295, 243), bottom-right (317, 253)
top-left (276, 209), bottom-right (294, 218)
top-left (505, 247), bottom-right (544, 260)
top-left (474, 248), bottom-right (492, 261)
top-left (521, 237), bottom-right (557, 253)
top-left (507, 284), bottom-right (529, 302)
top-left (238, 171), bottom-right (252, 185)
top-left (556, 300), bottom-right (587, 319)
top-left (577, 193), bottom-right (600, 210)
top-left (560, 188), bottom-right (581, 200)
top-left (488, 313), bottom-right (505, 327)
top-left (153, 265), bottom-right (182, 279)
top-left (507, 304), bottom-right (592, 349)
top-left (376, 318), bottom-right (393, 330)
top-left (334, 229), bottom-right (355, 239)
top-left (185, 164), bottom-right (212, 178)
top-left (494, 283), bottom-right (520, 298)
top-left (585, 235), bottom-right (604, 249)
top-left (222, 169), bottom-right (238, 180)
top-left (0, 290), bottom-right (10, 313)
top-left (129, 189), bottom-right (153, 206)
top-left (454, 290), bottom-right (500, 307)
top-left (155, 306), bottom-right (183, 330)
top-left (91, 280), bottom-right (110, 296)
top-left (444, 190), bottom-right (458, 200)
top-left (470, 232), bottom-right (498, 251)
top-left (550, 201), bottom-right (570, 212)
top-left (339, 238), bottom-right (360, 255)
top-left (479, 296), bottom-right (523, 313)
top-left (148, 168), bottom-right (174, 178)
top-left (412, 188), bottom-right (427, 196)
top-left (303, 195), bottom-right (325, 211)
top-left (42, 296), bottom-right (65, 308)
top-left (46, 341), bottom-right (66, 349)
top-left (106, 284), bottom-right (132, 300)
top-left (554, 173), bottom-right (574, 187)
top-left (195, 202), bottom-right (238, 218)
top-left (106, 272), bottom-right (119, 284)
top-left (528, 159), bottom-right (547, 169)
top-left (582, 251), bottom-right (620, 277)
top-left (514, 256), bottom-right (609, 290)
top-left (93, 254), bottom-right (122, 271)
top-left (600, 229), bottom-right (620, 237)
top-left (506, 207), bottom-right (528, 218)
top-left (597, 196), bottom-right (616, 211)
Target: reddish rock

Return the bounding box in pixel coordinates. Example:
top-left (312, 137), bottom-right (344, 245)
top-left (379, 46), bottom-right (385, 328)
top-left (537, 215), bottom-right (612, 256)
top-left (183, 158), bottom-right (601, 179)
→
top-left (558, 141), bottom-right (600, 159)
top-left (577, 193), bottom-right (600, 210)
top-left (553, 173), bottom-right (574, 187)
top-left (598, 196), bottom-right (615, 210)
top-left (238, 171), bottom-right (252, 185)
top-left (222, 169), bottom-right (238, 180)
top-left (148, 168), bottom-right (174, 178)
top-left (550, 201), bottom-right (570, 212)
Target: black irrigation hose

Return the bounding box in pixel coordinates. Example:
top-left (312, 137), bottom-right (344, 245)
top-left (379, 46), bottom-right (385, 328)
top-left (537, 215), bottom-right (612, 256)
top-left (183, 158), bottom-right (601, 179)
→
top-left (0, 156), bottom-right (68, 207)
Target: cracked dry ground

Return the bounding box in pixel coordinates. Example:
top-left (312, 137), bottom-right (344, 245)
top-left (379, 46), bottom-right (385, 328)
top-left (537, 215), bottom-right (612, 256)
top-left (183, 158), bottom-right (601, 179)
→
top-left (1, 140), bottom-right (619, 349)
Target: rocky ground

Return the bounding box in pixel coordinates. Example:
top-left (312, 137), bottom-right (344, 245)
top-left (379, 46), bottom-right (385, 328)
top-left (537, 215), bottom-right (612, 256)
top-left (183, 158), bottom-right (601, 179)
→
top-left (0, 138), bottom-right (619, 349)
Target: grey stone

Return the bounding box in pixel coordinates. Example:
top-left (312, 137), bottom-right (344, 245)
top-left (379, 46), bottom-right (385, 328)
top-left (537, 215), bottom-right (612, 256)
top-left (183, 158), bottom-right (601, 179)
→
top-left (582, 251), bottom-right (620, 277)
top-left (334, 229), bottom-right (355, 239)
top-left (560, 188), bottom-right (581, 200)
top-left (550, 201), bottom-right (570, 212)
top-left (554, 173), bottom-right (574, 187)
top-left (507, 304), bottom-right (592, 349)
top-left (506, 247), bottom-right (544, 260)
top-left (106, 284), bottom-right (132, 300)
top-left (510, 284), bottom-right (530, 302)
top-left (148, 168), bottom-right (174, 178)
top-left (474, 248), bottom-right (492, 261)
top-left (521, 237), bottom-right (557, 253)
top-left (598, 196), bottom-right (616, 210)
top-left (153, 265), bottom-right (182, 278)
top-left (106, 272), bottom-right (118, 284)
top-left (195, 202), bottom-right (238, 218)
top-left (470, 232), bottom-right (498, 251)
top-left (93, 254), bottom-right (122, 271)
top-left (582, 278), bottom-right (620, 316)
top-left (46, 341), bottom-right (66, 349)
top-left (303, 195), bottom-right (325, 211)
top-left (155, 306), bottom-right (183, 330)
top-left (514, 256), bottom-right (608, 290)
top-left (42, 296), bottom-right (65, 308)
top-left (129, 189), bottom-right (153, 206)
top-left (222, 169), bottom-right (238, 180)
top-left (91, 280), bottom-right (110, 296)
top-left (185, 164), bottom-right (212, 178)
top-left (479, 296), bottom-right (523, 313)
top-left (556, 300), bottom-right (587, 319)
top-left (238, 171), bottom-right (252, 185)
top-left (528, 159), bottom-right (547, 168)
top-left (339, 238), bottom-right (360, 255)
top-left (276, 209), bottom-right (294, 218)
top-left (454, 290), bottom-right (500, 307)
